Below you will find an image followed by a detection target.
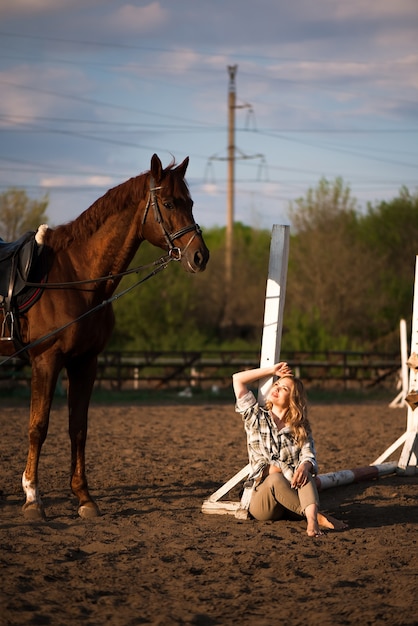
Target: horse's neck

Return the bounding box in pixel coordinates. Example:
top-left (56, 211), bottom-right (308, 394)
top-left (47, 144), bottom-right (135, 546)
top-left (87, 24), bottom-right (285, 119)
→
top-left (59, 212), bottom-right (142, 290)
top-left (97, 215), bottom-right (139, 271)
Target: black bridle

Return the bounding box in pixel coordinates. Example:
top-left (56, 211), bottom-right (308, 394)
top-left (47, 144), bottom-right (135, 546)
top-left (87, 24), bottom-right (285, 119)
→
top-left (143, 176), bottom-right (203, 259)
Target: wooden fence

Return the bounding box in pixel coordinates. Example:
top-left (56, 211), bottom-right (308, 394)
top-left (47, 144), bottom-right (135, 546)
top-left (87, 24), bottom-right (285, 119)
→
top-left (1, 349), bottom-right (401, 391)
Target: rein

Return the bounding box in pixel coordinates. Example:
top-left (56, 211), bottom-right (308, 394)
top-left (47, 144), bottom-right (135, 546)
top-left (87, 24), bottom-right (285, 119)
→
top-left (23, 252), bottom-right (176, 289)
top-left (0, 255), bottom-right (174, 366)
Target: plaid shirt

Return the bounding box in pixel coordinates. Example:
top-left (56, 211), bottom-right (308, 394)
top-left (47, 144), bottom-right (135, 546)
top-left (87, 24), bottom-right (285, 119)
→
top-left (235, 390), bottom-right (318, 483)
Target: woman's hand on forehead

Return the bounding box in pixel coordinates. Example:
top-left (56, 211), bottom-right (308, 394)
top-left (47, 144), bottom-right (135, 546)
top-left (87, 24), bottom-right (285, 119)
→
top-left (273, 362), bottom-right (293, 377)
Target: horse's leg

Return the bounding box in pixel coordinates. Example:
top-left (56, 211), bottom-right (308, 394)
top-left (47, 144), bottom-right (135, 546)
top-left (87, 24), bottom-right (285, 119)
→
top-left (66, 355), bottom-right (100, 519)
top-left (22, 354), bottom-right (61, 520)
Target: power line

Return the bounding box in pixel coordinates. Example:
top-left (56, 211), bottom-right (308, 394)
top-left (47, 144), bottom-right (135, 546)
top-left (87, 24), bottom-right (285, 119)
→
top-left (1, 31), bottom-right (410, 68)
top-left (1, 111), bottom-right (416, 136)
top-left (0, 79), bottom-right (217, 128)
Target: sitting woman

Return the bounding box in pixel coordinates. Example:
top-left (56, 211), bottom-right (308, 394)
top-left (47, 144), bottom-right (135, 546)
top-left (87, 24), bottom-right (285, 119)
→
top-left (232, 362), bottom-right (348, 537)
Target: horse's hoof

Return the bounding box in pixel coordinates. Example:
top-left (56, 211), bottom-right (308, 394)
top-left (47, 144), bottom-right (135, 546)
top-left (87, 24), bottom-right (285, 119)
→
top-left (22, 502), bottom-right (46, 521)
top-left (78, 502), bottom-right (101, 519)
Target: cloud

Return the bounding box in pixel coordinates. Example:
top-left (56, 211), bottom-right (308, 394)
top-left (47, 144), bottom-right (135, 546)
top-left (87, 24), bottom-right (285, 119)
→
top-left (106, 2), bottom-right (168, 34)
top-left (201, 183), bottom-right (220, 197)
top-left (0, 0), bottom-right (88, 18)
top-left (0, 65), bottom-right (91, 126)
top-left (331, 0), bottom-right (418, 20)
top-left (40, 174), bottom-right (114, 188)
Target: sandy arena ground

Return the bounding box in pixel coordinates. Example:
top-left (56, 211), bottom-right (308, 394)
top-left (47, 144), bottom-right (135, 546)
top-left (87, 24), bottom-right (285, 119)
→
top-left (1, 395), bottom-right (417, 626)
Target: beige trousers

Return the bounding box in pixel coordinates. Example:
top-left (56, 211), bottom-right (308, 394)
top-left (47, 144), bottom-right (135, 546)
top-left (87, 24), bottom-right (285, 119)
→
top-left (249, 472), bottom-right (320, 521)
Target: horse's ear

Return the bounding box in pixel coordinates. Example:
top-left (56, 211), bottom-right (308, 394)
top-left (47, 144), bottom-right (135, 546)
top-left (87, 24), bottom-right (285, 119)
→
top-left (150, 154), bottom-right (163, 182)
top-left (176, 156), bottom-right (189, 179)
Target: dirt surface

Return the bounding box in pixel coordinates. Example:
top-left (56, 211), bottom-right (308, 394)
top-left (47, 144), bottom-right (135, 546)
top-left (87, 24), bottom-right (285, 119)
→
top-left (1, 396), bottom-right (417, 626)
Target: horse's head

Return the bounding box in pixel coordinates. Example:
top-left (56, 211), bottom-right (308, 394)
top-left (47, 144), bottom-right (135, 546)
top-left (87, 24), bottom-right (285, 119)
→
top-left (141, 154), bottom-right (209, 273)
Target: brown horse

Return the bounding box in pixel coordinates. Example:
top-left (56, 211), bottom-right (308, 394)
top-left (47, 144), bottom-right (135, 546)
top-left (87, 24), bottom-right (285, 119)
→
top-left (0, 154), bottom-right (209, 520)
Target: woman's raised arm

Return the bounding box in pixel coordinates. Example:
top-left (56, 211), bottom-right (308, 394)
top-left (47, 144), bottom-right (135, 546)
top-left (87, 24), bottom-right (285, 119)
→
top-left (232, 362), bottom-right (292, 399)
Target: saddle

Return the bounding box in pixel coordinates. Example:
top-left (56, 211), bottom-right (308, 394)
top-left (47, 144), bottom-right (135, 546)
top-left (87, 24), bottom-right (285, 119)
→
top-left (0, 226), bottom-right (47, 342)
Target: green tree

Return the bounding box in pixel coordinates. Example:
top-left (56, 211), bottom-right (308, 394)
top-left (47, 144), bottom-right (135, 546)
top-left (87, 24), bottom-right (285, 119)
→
top-left (284, 178), bottom-right (384, 350)
top-left (189, 223), bottom-right (272, 348)
top-left (0, 188), bottom-right (49, 240)
top-left (358, 188), bottom-right (418, 346)
top-left (110, 240), bottom-right (212, 351)
top-left (110, 224), bottom-right (272, 351)
top-left (109, 185), bottom-right (418, 354)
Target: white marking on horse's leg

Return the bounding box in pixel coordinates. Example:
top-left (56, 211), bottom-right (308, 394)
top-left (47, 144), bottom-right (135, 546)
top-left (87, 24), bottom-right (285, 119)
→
top-left (22, 471), bottom-right (42, 506)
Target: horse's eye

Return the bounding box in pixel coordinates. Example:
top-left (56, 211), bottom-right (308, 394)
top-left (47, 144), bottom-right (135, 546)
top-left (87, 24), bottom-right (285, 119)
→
top-left (163, 201), bottom-right (174, 210)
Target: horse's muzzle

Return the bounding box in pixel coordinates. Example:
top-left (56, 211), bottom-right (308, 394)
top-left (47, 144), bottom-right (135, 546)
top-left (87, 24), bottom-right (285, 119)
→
top-left (183, 245), bottom-right (209, 273)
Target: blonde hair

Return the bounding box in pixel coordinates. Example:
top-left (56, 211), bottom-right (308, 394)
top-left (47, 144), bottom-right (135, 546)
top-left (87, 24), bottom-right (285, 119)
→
top-left (265, 376), bottom-right (312, 446)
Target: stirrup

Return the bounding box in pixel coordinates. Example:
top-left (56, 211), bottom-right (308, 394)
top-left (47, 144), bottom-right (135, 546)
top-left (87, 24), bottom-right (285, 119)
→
top-left (1, 310), bottom-right (14, 341)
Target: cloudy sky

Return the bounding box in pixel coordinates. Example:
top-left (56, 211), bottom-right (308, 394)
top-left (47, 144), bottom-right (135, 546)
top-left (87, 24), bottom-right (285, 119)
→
top-left (0, 0), bottom-right (417, 232)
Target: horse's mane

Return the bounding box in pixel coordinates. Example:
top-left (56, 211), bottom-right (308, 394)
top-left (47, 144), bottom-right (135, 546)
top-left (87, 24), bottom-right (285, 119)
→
top-left (46, 175), bottom-right (145, 251)
top-left (45, 160), bottom-right (188, 252)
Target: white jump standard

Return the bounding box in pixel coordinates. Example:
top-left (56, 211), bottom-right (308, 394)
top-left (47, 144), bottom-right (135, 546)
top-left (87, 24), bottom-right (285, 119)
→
top-left (374, 256), bottom-right (418, 475)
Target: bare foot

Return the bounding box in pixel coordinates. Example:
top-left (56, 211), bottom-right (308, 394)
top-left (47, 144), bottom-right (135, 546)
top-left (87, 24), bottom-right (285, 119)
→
top-left (317, 512), bottom-right (348, 531)
top-left (307, 528), bottom-right (324, 538)
top-left (306, 518), bottom-right (325, 538)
